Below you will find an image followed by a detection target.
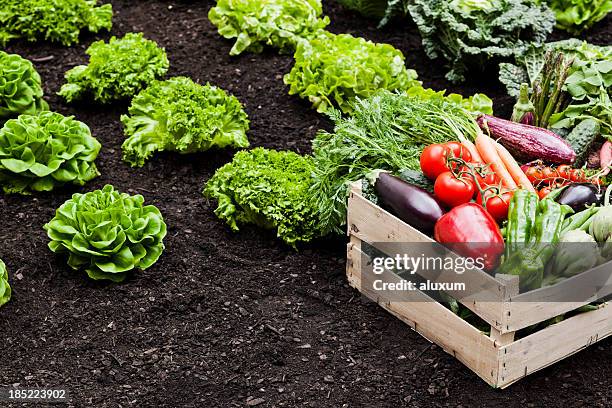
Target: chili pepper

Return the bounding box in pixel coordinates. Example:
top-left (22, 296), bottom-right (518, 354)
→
top-left (561, 206), bottom-right (599, 235)
top-left (504, 189), bottom-right (538, 256)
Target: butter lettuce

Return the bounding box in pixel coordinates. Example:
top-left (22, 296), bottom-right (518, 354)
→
top-left (44, 185), bottom-right (167, 282)
top-left (203, 148), bottom-right (321, 246)
top-left (0, 51), bottom-right (48, 120)
top-left (59, 33), bottom-right (169, 104)
top-left (121, 77), bottom-right (249, 167)
top-left (0, 259), bottom-right (10, 308)
top-left (208, 0), bottom-right (329, 56)
top-left (0, 112), bottom-right (101, 194)
top-left (0, 0), bottom-right (112, 47)
top-left (284, 32), bottom-right (420, 113)
top-left (543, 0), bottom-right (612, 33)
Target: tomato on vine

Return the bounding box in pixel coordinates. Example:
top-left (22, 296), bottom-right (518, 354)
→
top-left (420, 142), bottom-right (472, 180)
top-left (434, 171), bottom-right (475, 207)
top-left (477, 190), bottom-right (513, 223)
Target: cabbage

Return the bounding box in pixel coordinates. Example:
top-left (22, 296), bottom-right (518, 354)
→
top-left (0, 51), bottom-right (48, 120)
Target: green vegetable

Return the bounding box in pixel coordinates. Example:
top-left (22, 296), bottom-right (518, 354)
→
top-left (511, 84), bottom-right (535, 123)
top-left (542, 0), bottom-right (612, 34)
top-left (562, 205), bottom-right (599, 234)
top-left (0, 259), bottom-right (11, 308)
top-left (283, 32), bottom-right (420, 113)
top-left (44, 185), bottom-right (167, 282)
top-left (398, 169), bottom-right (434, 193)
top-left (336, 0), bottom-right (409, 25)
top-left (564, 118), bottom-right (601, 164)
top-left (203, 148), bottom-right (321, 247)
top-left (0, 51), bottom-right (48, 120)
top-left (0, 112), bottom-right (101, 194)
top-left (551, 229), bottom-right (600, 278)
top-left (0, 0), bottom-right (112, 47)
top-left (307, 91), bottom-right (482, 235)
top-left (404, 85), bottom-right (493, 115)
top-left (121, 77), bottom-right (250, 167)
top-left (408, 0), bottom-right (555, 83)
top-left (504, 189), bottom-right (539, 254)
top-left (589, 205), bottom-right (612, 242)
top-left (59, 33), bottom-right (169, 104)
top-left (208, 0), bottom-right (329, 56)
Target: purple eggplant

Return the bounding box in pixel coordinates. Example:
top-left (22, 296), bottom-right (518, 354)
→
top-left (556, 183), bottom-right (599, 211)
top-left (478, 115), bottom-right (576, 164)
top-left (373, 172), bottom-right (446, 234)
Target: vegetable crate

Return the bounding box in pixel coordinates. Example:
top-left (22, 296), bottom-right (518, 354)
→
top-left (346, 182), bottom-right (612, 388)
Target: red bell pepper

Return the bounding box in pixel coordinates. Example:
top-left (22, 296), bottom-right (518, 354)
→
top-left (434, 203), bottom-right (504, 272)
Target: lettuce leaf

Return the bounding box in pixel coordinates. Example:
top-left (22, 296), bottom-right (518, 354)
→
top-left (203, 148), bottom-right (321, 247)
top-left (408, 0), bottom-right (555, 83)
top-left (0, 259), bottom-right (10, 308)
top-left (121, 77), bottom-right (250, 167)
top-left (59, 33), bottom-right (169, 104)
top-left (0, 0), bottom-right (112, 47)
top-left (0, 51), bottom-right (48, 120)
top-left (208, 0), bottom-right (329, 56)
top-left (0, 112), bottom-right (101, 194)
top-left (544, 0), bottom-right (612, 33)
top-left (284, 32), bottom-right (420, 113)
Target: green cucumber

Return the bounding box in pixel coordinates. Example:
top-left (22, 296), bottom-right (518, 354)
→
top-left (564, 118), bottom-right (600, 165)
top-left (398, 169), bottom-right (434, 193)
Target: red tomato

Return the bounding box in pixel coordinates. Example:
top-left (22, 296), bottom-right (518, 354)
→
top-left (542, 166), bottom-right (558, 182)
top-left (524, 166), bottom-right (543, 184)
top-left (434, 172), bottom-right (475, 208)
top-left (570, 168), bottom-right (584, 182)
top-left (477, 190), bottom-right (514, 223)
top-left (444, 142), bottom-right (472, 163)
top-left (557, 165), bottom-right (571, 180)
top-left (420, 143), bottom-right (472, 180)
top-left (538, 187), bottom-right (552, 199)
top-left (474, 171), bottom-right (498, 190)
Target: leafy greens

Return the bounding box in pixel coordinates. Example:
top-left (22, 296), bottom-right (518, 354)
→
top-left (0, 112), bottom-right (101, 194)
top-left (121, 77), bottom-right (250, 167)
top-left (0, 0), bottom-right (112, 47)
top-left (208, 0), bottom-right (329, 56)
top-left (0, 259), bottom-right (10, 308)
top-left (203, 148), bottom-right (321, 247)
top-left (0, 51), bottom-right (48, 120)
top-left (542, 0), bottom-right (612, 33)
top-left (44, 185), bottom-right (167, 282)
top-left (408, 0), bottom-right (556, 83)
top-left (59, 33), bottom-right (169, 104)
top-left (284, 32), bottom-right (420, 113)
top-left (335, 0), bottom-right (409, 25)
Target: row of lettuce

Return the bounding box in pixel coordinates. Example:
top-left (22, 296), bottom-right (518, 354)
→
top-left (0, 0), bottom-right (609, 308)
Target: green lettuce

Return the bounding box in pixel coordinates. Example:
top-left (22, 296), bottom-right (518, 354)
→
top-left (203, 148), bottom-right (321, 247)
top-left (408, 0), bottom-right (555, 83)
top-left (208, 0), bottom-right (329, 56)
top-left (0, 51), bottom-right (48, 120)
top-left (44, 185), bottom-right (167, 282)
top-left (284, 32), bottom-right (420, 113)
top-left (404, 85), bottom-right (494, 115)
top-left (0, 259), bottom-right (10, 308)
top-left (543, 0), bottom-right (612, 33)
top-left (59, 33), bottom-right (169, 104)
top-left (121, 77), bottom-right (250, 167)
top-left (0, 112), bottom-right (101, 194)
top-left (0, 0), bottom-right (112, 47)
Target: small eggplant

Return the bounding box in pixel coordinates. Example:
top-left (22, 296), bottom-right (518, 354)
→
top-left (372, 172), bottom-right (446, 234)
top-left (555, 183), bottom-right (599, 211)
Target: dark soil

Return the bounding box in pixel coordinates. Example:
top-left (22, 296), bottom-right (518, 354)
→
top-left (1, 1), bottom-right (610, 407)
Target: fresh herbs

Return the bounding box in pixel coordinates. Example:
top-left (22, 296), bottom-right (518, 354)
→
top-left (0, 112), bottom-right (101, 194)
top-left (203, 148), bottom-right (321, 247)
top-left (0, 51), bottom-right (48, 120)
top-left (121, 77), bottom-right (250, 167)
top-left (308, 91), bottom-right (482, 235)
top-left (284, 32), bottom-right (420, 113)
top-left (59, 33), bottom-right (169, 104)
top-left (408, 0), bottom-right (555, 83)
top-left (0, 259), bottom-right (10, 308)
top-left (44, 185), bottom-right (167, 282)
top-left (208, 0), bottom-right (329, 56)
top-left (0, 0), bottom-right (112, 47)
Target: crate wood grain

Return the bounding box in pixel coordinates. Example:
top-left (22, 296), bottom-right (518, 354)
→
top-left (346, 181), bottom-right (612, 388)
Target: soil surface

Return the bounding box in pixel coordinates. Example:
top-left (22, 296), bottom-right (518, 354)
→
top-left (1, 1), bottom-right (610, 407)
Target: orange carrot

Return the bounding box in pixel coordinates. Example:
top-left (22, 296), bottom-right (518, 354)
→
top-left (494, 141), bottom-right (536, 192)
top-left (461, 138), bottom-right (482, 163)
top-left (475, 131), bottom-right (518, 189)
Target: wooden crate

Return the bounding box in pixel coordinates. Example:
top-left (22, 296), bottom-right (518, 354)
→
top-left (346, 181), bottom-right (612, 388)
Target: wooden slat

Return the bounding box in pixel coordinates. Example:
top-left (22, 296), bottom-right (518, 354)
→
top-left (347, 186), bottom-right (508, 330)
top-left (498, 303), bottom-right (612, 388)
top-left (503, 261), bottom-right (612, 332)
top-left (347, 243), bottom-right (500, 386)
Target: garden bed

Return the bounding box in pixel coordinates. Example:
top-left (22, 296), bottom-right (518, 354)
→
top-left (0, 1), bottom-right (610, 407)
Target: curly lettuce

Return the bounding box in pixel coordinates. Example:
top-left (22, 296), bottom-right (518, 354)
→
top-left (59, 33), bottom-right (169, 104)
top-left (44, 185), bottom-right (167, 282)
top-left (0, 112), bottom-right (101, 194)
top-left (543, 0), bottom-right (612, 33)
top-left (404, 85), bottom-right (493, 114)
top-left (203, 148), bottom-right (321, 247)
top-left (121, 77), bottom-right (250, 167)
top-left (408, 0), bottom-right (556, 83)
top-left (0, 51), bottom-right (48, 120)
top-left (208, 0), bottom-right (329, 56)
top-left (0, 259), bottom-right (10, 308)
top-left (284, 32), bottom-right (420, 113)
top-left (0, 0), bottom-right (112, 47)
